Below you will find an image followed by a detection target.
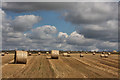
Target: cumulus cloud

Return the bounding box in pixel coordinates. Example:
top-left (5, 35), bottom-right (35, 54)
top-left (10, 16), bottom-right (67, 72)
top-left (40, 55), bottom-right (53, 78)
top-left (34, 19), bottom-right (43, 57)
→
top-left (27, 25), bottom-right (57, 40)
top-left (57, 31), bottom-right (117, 51)
top-left (23, 25), bottom-right (59, 50)
top-left (58, 32), bottom-right (68, 38)
top-left (2, 13), bottom-right (42, 33)
top-left (12, 15), bottom-right (42, 32)
top-left (65, 31), bottom-right (117, 51)
top-left (57, 32), bottom-right (68, 43)
top-left (66, 31), bottom-right (96, 46)
top-left (1, 9), bottom-right (41, 50)
top-left (1, 2), bottom-right (118, 51)
top-left (2, 2), bottom-right (118, 42)
top-left (76, 20), bottom-right (118, 42)
top-left (64, 2), bottom-right (118, 43)
top-left (2, 31), bottom-right (32, 50)
top-left (2, 2), bottom-right (117, 23)
top-left (56, 31), bottom-right (99, 51)
top-left (64, 2), bottom-right (117, 24)
top-left (96, 41), bottom-right (118, 51)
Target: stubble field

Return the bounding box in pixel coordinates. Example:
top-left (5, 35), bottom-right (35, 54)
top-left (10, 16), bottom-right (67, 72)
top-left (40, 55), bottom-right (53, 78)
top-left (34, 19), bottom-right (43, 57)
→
top-left (1, 53), bottom-right (119, 78)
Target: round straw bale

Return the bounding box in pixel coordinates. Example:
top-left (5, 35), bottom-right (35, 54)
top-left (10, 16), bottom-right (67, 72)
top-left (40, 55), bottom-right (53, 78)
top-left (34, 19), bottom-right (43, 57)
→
top-left (100, 54), bottom-right (104, 58)
top-left (46, 52), bottom-right (49, 55)
top-left (107, 52), bottom-right (111, 55)
top-left (14, 51), bottom-right (27, 64)
top-left (1, 52), bottom-right (5, 56)
top-left (104, 54), bottom-right (108, 58)
top-left (63, 53), bottom-right (70, 57)
top-left (5, 52), bottom-right (9, 54)
top-left (113, 50), bottom-right (117, 53)
top-left (51, 50), bottom-right (59, 59)
top-left (28, 52), bottom-right (32, 56)
top-left (63, 53), bottom-right (67, 56)
top-left (93, 52), bottom-right (95, 55)
top-left (38, 52), bottom-right (41, 55)
top-left (80, 54), bottom-right (84, 57)
top-left (67, 54), bottom-right (70, 57)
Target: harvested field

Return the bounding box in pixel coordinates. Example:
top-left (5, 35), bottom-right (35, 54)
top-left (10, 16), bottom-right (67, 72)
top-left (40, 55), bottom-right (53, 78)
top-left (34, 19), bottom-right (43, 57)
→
top-left (2, 53), bottom-right (119, 78)
top-left (2, 54), bottom-right (14, 65)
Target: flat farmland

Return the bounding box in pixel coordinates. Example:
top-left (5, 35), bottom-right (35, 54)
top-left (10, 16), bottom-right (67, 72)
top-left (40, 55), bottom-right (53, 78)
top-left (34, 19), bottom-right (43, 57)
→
top-left (2, 53), bottom-right (119, 78)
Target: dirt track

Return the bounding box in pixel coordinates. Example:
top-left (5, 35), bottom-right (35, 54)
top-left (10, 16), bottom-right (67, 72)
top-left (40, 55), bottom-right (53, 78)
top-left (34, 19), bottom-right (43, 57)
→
top-left (2, 53), bottom-right (119, 78)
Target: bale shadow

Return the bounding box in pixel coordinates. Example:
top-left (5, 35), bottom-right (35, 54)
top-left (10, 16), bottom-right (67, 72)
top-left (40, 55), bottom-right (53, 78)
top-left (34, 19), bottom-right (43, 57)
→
top-left (46, 57), bottom-right (59, 59)
top-left (9, 60), bottom-right (26, 64)
top-left (46, 57), bottom-right (52, 59)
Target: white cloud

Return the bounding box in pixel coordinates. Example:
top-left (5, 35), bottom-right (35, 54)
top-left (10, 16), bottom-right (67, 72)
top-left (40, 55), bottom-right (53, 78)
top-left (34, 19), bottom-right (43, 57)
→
top-left (1, 3), bottom-right (118, 51)
top-left (64, 2), bottom-right (117, 24)
top-left (58, 32), bottom-right (68, 38)
top-left (67, 31), bottom-right (96, 46)
top-left (2, 2), bottom-right (118, 42)
top-left (1, 9), bottom-right (42, 50)
top-left (96, 41), bottom-right (118, 51)
top-left (76, 19), bottom-right (118, 42)
top-left (64, 2), bottom-right (118, 43)
top-left (12, 15), bottom-right (42, 32)
top-left (28, 25), bottom-right (57, 40)
top-left (57, 32), bottom-right (68, 43)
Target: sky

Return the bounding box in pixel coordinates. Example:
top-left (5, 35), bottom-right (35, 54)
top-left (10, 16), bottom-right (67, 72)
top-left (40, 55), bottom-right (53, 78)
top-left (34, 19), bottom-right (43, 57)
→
top-left (1, 2), bottom-right (119, 51)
